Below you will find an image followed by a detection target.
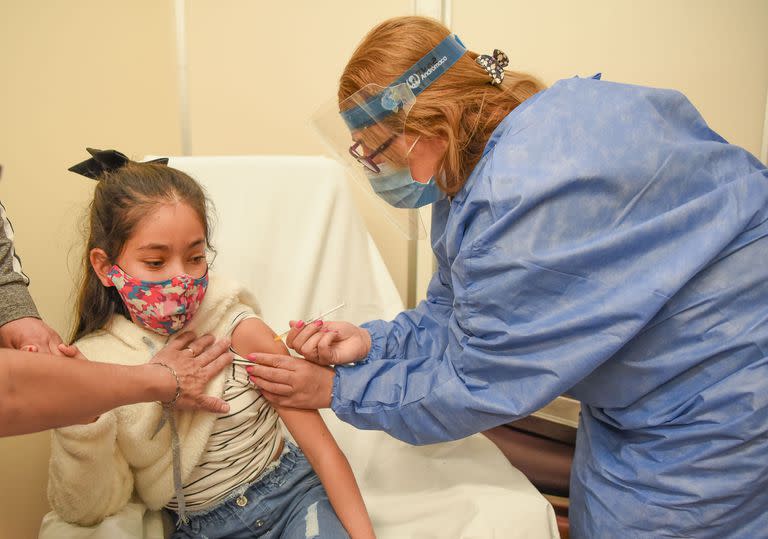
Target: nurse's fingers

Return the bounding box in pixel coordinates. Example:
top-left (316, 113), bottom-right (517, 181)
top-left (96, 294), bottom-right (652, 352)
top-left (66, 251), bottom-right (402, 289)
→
top-left (297, 331), bottom-right (326, 362)
top-left (247, 352), bottom-right (293, 368)
top-left (316, 331), bottom-right (339, 364)
top-left (255, 387), bottom-right (283, 405)
top-left (246, 363), bottom-right (292, 385)
top-left (249, 376), bottom-right (293, 397)
top-left (284, 320), bottom-right (303, 349)
top-left (288, 320), bottom-right (324, 353)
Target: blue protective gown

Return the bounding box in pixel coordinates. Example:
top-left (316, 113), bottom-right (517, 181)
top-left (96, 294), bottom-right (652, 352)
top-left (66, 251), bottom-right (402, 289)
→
top-left (331, 76), bottom-right (768, 538)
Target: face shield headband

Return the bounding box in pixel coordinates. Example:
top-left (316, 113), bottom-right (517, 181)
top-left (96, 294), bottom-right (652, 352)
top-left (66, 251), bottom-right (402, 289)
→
top-left (340, 34), bottom-right (467, 131)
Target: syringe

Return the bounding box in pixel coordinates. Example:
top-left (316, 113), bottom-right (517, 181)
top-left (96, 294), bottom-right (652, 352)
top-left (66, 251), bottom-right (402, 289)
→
top-left (273, 302), bottom-right (346, 341)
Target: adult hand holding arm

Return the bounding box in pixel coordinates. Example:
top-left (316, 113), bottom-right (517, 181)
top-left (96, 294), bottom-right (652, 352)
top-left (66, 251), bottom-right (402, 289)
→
top-left (246, 320), bottom-right (370, 408)
top-left (246, 352), bottom-right (336, 408)
top-left (0, 331), bottom-right (233, 437)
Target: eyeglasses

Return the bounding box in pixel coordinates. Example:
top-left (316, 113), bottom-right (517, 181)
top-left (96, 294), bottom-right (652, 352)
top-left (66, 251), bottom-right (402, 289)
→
top-left (348, 134), bottom-right (397, 174)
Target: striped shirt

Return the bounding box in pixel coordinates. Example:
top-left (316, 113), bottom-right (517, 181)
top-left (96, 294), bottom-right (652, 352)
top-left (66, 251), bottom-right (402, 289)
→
top-left (166, 317), bottom-right (284, 512)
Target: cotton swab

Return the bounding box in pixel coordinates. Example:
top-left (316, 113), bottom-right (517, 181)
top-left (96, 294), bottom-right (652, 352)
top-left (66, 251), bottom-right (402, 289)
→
top-left (273, 303), bottom-right (346, 341)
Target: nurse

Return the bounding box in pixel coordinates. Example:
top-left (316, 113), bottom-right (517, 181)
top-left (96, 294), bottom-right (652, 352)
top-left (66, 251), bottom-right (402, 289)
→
top-left (248, 16), bottom-right (768, 538)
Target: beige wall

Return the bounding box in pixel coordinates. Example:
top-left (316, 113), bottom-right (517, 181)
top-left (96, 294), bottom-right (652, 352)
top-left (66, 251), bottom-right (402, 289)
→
top-left (0, 3), bottom-right (183, 538)
top-left (0, 1), bottom-right (767, 537)
top-left (453, 0), bottom-right (768, 157)
top-left (183, 0), bottom-right (415, 305)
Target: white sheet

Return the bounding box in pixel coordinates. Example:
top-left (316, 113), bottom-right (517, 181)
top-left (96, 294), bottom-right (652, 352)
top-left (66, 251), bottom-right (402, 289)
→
top-left (169, 155), bottom-right (559, 539)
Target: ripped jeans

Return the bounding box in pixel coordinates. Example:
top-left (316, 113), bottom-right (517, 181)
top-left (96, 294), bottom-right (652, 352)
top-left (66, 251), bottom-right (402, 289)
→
top-left (167, 442), bottom-right (349, 538)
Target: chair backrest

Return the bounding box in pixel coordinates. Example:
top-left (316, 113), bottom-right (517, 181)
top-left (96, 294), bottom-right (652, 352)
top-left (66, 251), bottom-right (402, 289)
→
top-left (165, 155), bottom-right (404, 329)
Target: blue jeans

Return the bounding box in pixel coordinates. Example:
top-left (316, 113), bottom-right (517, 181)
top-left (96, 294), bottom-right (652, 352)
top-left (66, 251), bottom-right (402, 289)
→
top-left (168, 442), bottom-right (349, 538)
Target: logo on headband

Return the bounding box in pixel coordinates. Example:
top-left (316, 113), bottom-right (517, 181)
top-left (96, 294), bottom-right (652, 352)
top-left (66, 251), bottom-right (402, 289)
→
top-left (381, 85), bottom-right (413, 113)
top-left (406, 55), bottom-right (449, 90)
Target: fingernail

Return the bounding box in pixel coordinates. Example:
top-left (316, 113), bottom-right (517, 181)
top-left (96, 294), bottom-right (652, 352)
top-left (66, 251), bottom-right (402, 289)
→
top-left (315, 320), bottom-right (323, 327)
top-left (246, 366), bottom-right (254, 374)
top-left (296, 320), bottom-right (305, 328)
top-left (220, 403), bottom-right (230, 413)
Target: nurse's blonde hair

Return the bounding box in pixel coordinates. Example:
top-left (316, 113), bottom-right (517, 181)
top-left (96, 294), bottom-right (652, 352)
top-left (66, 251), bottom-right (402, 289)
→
top-left (339, 16), bottom-right (545, 196)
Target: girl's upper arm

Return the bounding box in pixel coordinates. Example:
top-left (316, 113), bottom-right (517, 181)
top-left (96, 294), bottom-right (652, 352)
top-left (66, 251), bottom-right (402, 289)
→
top-left (230, 316), bottom-right (318, 423)
top-left (231, 317), bottom-right (334, 450)
top-left (231, 317), bottom-right (289, 356)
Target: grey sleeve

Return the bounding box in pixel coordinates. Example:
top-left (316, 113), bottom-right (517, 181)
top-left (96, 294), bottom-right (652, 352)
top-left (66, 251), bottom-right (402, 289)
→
top-left (0, 200), bottom-right (39, 326)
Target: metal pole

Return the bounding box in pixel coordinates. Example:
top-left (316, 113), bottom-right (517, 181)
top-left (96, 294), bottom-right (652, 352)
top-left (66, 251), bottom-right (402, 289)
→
top-left (409, 0), bottom-right (452, 308)
top-left (761, 88), bottom-right (768, 165)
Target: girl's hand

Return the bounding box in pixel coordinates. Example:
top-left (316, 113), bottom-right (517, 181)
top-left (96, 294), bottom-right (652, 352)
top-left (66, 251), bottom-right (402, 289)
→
top-left (286, 320), bottom-right (371, 366)
top-left (150, 332), bottom-right (234, 414)
top-left (246, 353), bottom-right (335, 409)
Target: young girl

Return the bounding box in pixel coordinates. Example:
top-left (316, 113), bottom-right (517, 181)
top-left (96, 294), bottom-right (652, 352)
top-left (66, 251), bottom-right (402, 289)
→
top-left (47, 148), bottom-right (375, 538)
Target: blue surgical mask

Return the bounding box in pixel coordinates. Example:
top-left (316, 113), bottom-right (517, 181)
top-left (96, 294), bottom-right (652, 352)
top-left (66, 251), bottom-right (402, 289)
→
top-left (366, 163), bottom-right (443, 208)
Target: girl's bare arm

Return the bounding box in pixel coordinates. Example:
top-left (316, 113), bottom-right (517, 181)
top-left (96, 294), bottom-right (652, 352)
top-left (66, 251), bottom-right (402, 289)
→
top-left (232, 318), bottom-right (375, 538)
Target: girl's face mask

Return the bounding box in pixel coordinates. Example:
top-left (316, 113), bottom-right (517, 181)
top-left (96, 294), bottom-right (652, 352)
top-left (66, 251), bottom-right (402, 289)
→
top-left (107, 265), bottom-right (208, 336)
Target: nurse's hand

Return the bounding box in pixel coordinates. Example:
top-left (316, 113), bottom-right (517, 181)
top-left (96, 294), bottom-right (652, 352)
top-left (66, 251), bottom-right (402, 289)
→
top-left (285, 320), bottom-right (371, 366)
top-left (246, 353), bottom-right (335, 409)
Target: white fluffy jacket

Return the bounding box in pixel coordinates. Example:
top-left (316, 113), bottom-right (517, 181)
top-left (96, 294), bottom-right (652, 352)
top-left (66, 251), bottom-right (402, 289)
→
top-left (47, 273), bottom-right (260, 526)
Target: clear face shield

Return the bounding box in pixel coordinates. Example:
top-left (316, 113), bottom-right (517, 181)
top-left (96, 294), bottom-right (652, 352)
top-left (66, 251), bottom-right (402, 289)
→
top-left (311, 34), bottom-right (467, 240)
top-left (313, 83), bottom-right (427, 239)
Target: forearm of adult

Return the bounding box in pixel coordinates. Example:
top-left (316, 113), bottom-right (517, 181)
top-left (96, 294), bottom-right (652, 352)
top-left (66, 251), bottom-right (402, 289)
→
top-left (0, 349), bottom-right (174, 436)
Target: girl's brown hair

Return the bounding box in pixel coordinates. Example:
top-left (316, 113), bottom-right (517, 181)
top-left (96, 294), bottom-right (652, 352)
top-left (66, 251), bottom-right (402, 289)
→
top-left (339, 16), bottom-right (545, 196)
top-left (71, 162), bottom-right (212, 342)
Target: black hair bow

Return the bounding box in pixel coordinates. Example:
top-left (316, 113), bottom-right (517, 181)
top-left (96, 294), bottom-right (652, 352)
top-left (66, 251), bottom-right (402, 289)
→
top-left (476, 49), bottom-right (509, 86)
top-left (68, 148), bottom-right (169, 180)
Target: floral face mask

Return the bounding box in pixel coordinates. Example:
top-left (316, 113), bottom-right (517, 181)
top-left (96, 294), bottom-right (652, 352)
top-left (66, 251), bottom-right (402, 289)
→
top-left (107, 265), bottom-right (209, 336)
